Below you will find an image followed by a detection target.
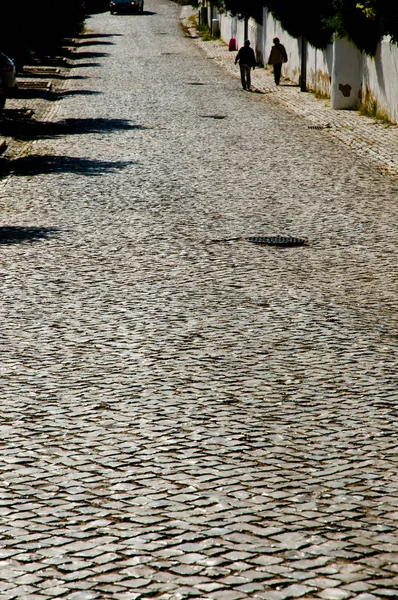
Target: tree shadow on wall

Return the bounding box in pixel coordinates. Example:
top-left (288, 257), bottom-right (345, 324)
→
top-left (0, 117), bottom-right (146, 141)
top-left (0, 226), bottom-right (61, 244)
top-left (0, 155), bottom-right (136, 177)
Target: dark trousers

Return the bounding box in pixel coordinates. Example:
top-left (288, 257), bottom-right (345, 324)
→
top-left (239, 64), bottom-right (251, 89)
top-left (273, 63), bottom-right (282, 85)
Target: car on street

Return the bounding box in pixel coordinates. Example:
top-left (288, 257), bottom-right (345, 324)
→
top-left (0, 52), bottom-right (18, 109)
top-left (0, 78), bottom-right (5, 110)
top-left (110, 0), bottom-right (144, 14)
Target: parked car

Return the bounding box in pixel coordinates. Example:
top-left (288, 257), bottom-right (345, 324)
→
top-left (110, 0), bottom-right (144, 14)
top-left (0, 77), bottom-right (5, 110)
top-left (0, 52), bottom-right (18, 108)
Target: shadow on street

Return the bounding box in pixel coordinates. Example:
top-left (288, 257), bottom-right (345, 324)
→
top-left (70, 40), bottom-right (116, 47)
top-left (0, 155), bottom-right (136, 177)
top-left (79, 33), bottom-right (123, 38)
top-left (18, 71), bottom-right (89, 81)
top-left (15, 90), bottom-right (103, 101)
top-left (0, 226), bottom-right (61, 244)
top-left (60, 50), bottom-right (110, 61)
top-left (0, 117), bottom-right (146, 140)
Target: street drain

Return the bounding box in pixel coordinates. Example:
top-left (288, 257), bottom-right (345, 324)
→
top-left (201, 115), bottom-right (226, 119)
top-left (208, 236), bottom-right (309, 246)
top-left (308, 124), bottom-right (331, 130)
top-left (187, 82), bottom-right (206, 85)
top-left (245, 236), bottom-right (309, 247)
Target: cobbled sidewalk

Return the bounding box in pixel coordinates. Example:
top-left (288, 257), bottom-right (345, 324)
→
top-left (180, 7), bottom-right (398, 179)
top-left (0, 65), bottom-right (71, 163)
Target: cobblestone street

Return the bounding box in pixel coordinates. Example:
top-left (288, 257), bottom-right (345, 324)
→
top-left (1, 1), bottom-right (398, 598)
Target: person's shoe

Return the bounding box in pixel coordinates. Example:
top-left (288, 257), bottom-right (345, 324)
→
top-left (242, 86), bottom-right (247, 90)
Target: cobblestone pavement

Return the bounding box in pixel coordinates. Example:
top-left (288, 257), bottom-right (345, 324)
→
top-left (1, 1), bottom-right (398, 599)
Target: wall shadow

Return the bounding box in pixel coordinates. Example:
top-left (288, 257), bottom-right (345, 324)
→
top-left (0, 226), bottom-right (60, 244)
top-left (0, 117), bottom-right (146, 140)
top-left (0, 155), bottom-right (136, 177)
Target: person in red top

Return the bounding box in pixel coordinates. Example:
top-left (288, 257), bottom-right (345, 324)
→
top-left (268, 37), bottom-right (288, 85)
top-left (235, 40), bottom-right (256, 91)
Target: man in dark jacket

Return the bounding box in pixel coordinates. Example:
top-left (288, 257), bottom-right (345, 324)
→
top-left (235, 40), bottom-right (256, 91)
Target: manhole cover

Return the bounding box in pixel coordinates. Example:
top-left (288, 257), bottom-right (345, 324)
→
top-left (200, 115), bottom-right (226, 119)
top-left (245, 236), bottom-right (309, 247)
top-left (308, 124), bottom-right (331, 130)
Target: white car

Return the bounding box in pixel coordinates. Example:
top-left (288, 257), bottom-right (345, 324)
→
top-left (110, 0), bottom-right (144, 14)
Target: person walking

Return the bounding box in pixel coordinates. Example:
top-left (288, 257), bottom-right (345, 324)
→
top-left (234, 40), bottom-right (256, 91)
top-left (268, 37), bottom-right (288, 85)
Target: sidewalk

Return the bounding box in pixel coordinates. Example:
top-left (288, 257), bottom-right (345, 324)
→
top-left (181, 7), bottom-right (398, 180)
top-left (0, 63), bottom-right (70, 167)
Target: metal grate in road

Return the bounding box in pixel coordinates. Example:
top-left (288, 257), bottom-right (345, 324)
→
top-left (200, 115), bottom-right (226, 119)
top-left (245, 236), bottom-right (309, 247)
top-left (308, 124), bottom-right (331, 130)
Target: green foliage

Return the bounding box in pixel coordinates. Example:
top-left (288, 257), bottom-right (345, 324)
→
top-left (216, 0), bottom-right (335, 47)
top-left (214, 0), bottom-right (264, 23)
top-left (266, 0), bottom-right (335, 49)
top-left (213, 0), bottom-right (398, 54)
top-left (359, 95), bottom-right (392, 123)
top-left (355, 0), bottom-right (398, 44)
top-left (198, 23), bottom-right (220, 40)
top-left (327, 0), bottom-right (383, 54)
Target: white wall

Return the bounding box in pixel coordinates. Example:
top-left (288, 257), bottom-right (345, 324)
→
top-left (307, 45), bottom-right (333, 96)
top-left (217, 7), bottom-right (398, 122)
top-left (331, 37), bottom-right (363, 109)
top-left (362, 39), bottom-right (398, 123)
top-left (219, 15), bottom-right (244, 50)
